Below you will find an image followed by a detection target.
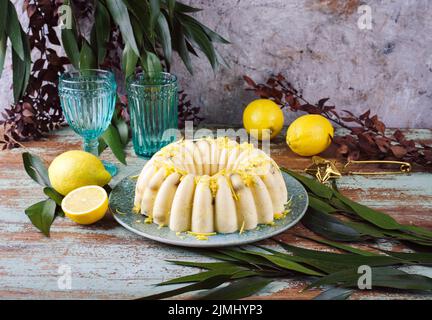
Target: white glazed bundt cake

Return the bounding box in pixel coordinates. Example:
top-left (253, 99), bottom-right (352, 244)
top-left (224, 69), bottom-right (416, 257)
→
top-left (133, 137), bottom-right (288, 234)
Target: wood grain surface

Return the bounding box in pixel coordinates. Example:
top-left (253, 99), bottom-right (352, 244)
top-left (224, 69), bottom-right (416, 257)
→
top-left (0, 127), bottom-right (431, 299)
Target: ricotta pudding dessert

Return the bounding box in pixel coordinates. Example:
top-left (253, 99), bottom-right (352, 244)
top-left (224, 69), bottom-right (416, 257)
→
top-left (133, 137), bottom-right (288, 234)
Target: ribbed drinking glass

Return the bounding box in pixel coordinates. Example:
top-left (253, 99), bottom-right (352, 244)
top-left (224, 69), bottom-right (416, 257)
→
top-left (126, 72), bottom-right (178, 157)
top-left (59, 69), bottom-right (118, 176)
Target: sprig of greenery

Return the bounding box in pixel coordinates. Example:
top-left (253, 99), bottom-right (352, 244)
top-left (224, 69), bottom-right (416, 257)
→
top-left (141, 243), bottom-right (432, 300)
top-left (283, 168), bottom-right (432, 247)
top-left (22, 152), bottom-right (63, 236)
top-left (141, 169), bottom-right (432, 300)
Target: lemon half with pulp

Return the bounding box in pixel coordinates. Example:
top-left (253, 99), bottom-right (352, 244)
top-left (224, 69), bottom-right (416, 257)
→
top-left (61, 185), bottom-right (108, 225)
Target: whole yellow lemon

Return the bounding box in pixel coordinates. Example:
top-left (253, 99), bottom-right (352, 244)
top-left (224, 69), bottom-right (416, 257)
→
top-left (286, 115), bottom-right (334, 156)
top-left (48, 150), bottom-right (111, 195)
top-left (243, 99), bottom-right (284, 140)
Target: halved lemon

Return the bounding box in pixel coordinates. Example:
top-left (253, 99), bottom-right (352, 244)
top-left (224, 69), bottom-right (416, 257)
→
top-left (61, 185), bottom-right (108, 225)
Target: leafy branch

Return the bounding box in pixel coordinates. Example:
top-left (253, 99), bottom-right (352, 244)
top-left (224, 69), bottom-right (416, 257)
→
top-left (141, 241), bottom-right (432, 300)
top-left (244, 74), bottom-right (432, 169)
top-left (141, 169), bottom-right (432, 300)
top-left (1, 0), bottom-right (224, 158)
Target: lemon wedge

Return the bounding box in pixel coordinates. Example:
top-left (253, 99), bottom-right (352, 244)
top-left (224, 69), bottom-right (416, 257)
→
top-left (61, 185), bottom-right (108, 225)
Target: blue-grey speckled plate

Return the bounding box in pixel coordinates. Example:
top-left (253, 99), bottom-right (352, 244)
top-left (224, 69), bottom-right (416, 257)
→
top-left (110, 171), bottom-right (308, 247)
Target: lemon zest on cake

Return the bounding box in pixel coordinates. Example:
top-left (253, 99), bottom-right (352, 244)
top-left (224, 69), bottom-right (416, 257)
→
top-left (208, 176), bottom-right (220, 197)
top-left (187, 231), bottom-right (216, 236)
top-left (132, 206), bottom-right (140, 213)
top-left (239, 221), bottom-right (246, 234)
top-left (187, 231), bottom-right (216, 241)
top-left (226, 177), bottom-right (239, 201)
top-left (116, 209), bottom-right (127, 215)
top-left (144, 216), bottom-right (153, 224)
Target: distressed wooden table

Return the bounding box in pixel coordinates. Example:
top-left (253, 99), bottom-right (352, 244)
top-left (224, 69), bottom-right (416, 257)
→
top-left (1, 126), bottom-right (431, 299)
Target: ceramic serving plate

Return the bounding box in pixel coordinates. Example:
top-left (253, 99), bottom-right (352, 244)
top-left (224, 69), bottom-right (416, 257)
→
top-left (110, 170), bottom-right (308, 248)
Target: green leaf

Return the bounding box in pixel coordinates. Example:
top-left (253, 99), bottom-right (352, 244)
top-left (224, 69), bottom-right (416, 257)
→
top-left (101, 124), bottom-right (127, 165)
top-left (218, 249), bottom-right (281, 270)
top-left (155, 13), bottom-right (172, 64)
top-left (0, 32), bottom-right (6, 78)
top-left (122, 43), bottom-right (139, 78)
top-left (308, 195), bottom-right (338, 213)
top-left (242, 250), bottom-right (324, 276)
top-left (149, 0), bottom-right (160, 32)
top-left (113, 116), bottom-right (129, 146)
top-left (334, 192), bottom-right (401, 230)
top-left (309, 266), bottom-right (432, 291)
top-left (158, 267), bottom-right (248, 286)
top-left (174, 2), bottom-right (202, 13)
top-left (181, 17), bottom-right (218, 69)
top-left (200, 251), bottom-right (240, 262)
top-left (124, 0), bottom-right (151, 43)
top-left (313, 287), bottom-right (353, 300)
top-left (173, 18), bottom-right (193, 74)
top-left (25, 199), bottom-right (57, 236)
top-left (61, 27), bottom-right (80, 68)
top-left (400, 225), bottom-right (432, 240)
top-left (178, 13), bottom-right (229, 44)
top-left (282, 168), bottom-right (333, 200)
top-left (6, 1), bottom-right (24, 61)
top-left (167, 260), bottom-right (242, 270)
top-left (254, 245), bottom-right (347, 274)
top-left (21, 28), bottom-right (31, 97)
top-left (139, 274), bottom-right (232, 300)
top-left (199, 277), bottom-right (272, 300)
top-left (275, 240), bottom-right (404, 267)
top-left (140, 50), bottom-right (162, 74)
top-left (98, 137), bottom-right (108, 155)
top-left (300, 235), bottom-right (378, 256)
top-left (94, 1), bottom-right (111, 64)
top-left (43, 187), bottom-right (64, 206)
top-left (106, 0), bottom-right (139, 56)
top-left (302, 207), bottom-right (362, 242)
top-left (22, 152), bottom-right (51, 187)
top-left (79, 40), bottom-right (97, 69)
top-left (0, 0), bottom-right (7, 36)
top-left (345, 221), bottom-right (387, 238)
top-left (379, 250), bottom-right (432, 264)
top-left (11, 41), bottom-right (25, 101)
top-left (166, 0), bottom-right (175, 19)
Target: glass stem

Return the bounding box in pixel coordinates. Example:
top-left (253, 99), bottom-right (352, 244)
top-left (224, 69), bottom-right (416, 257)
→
top-left (84, 138), bottom-right (99, 156)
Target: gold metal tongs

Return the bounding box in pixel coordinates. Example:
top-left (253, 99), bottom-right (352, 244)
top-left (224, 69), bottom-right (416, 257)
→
top-left (305, 156), bottom-right (411, 183)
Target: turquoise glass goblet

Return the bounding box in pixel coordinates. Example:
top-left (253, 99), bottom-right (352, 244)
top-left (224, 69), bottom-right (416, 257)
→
top-left (59, 69), bottom-right (118, 176)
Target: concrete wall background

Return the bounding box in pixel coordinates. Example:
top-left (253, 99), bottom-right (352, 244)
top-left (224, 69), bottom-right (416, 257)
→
top-left (2, 0), bottom-right (432, 128)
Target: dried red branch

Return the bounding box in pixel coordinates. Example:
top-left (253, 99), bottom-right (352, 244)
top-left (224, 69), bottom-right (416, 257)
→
top-left (178, 91), bottom-right (204, 129)
top-left (1, 0), bottom-right (68, 149)
top-left (244, 73), bottom-right (432, 169)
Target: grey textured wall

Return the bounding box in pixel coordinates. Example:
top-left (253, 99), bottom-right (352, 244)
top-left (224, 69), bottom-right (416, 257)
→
top-left (171, 0), bottom-right (432, 128)
top-left (1, 0), bottom-right (432, 128)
